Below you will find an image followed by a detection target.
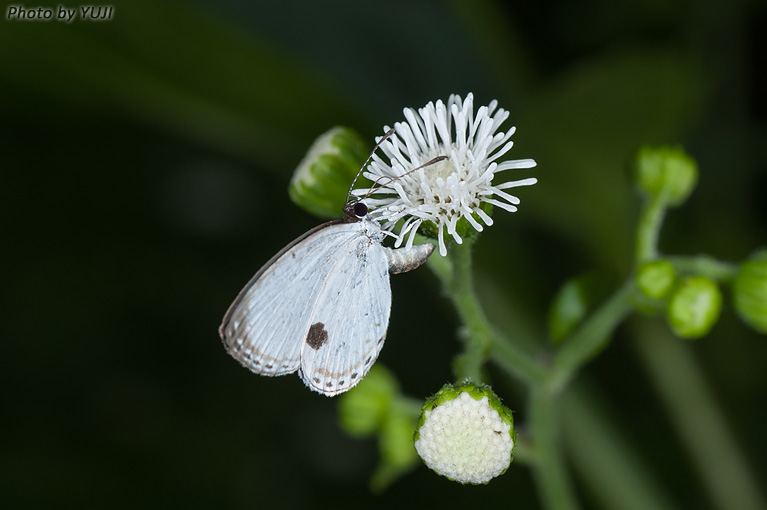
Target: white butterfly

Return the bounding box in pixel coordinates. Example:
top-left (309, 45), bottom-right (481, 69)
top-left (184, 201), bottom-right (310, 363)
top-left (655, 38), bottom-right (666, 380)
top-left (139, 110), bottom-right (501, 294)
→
top-left (218, 126), bottom-right (453, 397)
top-left (219, 198), bottom-right (433, 396)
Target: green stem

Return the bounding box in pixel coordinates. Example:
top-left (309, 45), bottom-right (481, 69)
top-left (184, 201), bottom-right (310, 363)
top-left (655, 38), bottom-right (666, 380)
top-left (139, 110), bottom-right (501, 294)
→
top-left (489, 331), bottom-right (548, 385)
top-left (668, 254), bottom-right (739, 282)
top-left (448, 240), bottom-right (489, 382)
top-left (427, 240), bottom-right (545, 384)
top-left (550, 281), bottom-right (634, 392)
top-left (529, 388), bottom-right (580, 510)
top-left (635, 193), bottom-right (669, 263)
top-left (562, 381), bottom-right (679, 510)
top-left (631, 321), bottom-right (767, 510)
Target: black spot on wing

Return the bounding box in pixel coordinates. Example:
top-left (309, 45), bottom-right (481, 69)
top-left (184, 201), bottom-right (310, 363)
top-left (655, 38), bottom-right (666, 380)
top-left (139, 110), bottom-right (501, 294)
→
top-left (306, 322), bottom-right (328, 350)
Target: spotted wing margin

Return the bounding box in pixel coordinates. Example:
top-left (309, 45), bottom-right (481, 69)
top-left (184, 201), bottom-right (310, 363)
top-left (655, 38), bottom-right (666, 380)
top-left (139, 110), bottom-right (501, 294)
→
top-left (219, 220), bottom-right (363, 377)
top-left (299, 229), bottom-right (392, 396)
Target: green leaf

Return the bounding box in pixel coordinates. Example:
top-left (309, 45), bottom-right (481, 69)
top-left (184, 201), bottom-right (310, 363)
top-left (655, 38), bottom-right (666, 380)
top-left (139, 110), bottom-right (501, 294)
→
top-left (548, 272), bottom-right (616, 344)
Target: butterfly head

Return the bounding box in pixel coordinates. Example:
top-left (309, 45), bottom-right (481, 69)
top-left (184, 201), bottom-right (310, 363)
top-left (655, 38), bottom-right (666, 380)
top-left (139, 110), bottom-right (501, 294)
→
top-left (342, 199), bottom-right (369, 222)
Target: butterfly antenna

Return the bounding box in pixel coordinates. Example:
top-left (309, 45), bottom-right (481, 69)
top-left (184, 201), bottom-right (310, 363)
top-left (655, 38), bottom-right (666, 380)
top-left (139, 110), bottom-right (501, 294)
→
top-left (361, 155), bottom-right (449, 200)
top-left (346, 127), bottom-right (397, 204)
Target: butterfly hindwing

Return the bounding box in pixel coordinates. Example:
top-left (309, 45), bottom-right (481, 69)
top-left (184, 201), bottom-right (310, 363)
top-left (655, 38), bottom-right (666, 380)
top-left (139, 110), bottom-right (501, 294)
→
top-left (299, 225), bottom-right (391, 396)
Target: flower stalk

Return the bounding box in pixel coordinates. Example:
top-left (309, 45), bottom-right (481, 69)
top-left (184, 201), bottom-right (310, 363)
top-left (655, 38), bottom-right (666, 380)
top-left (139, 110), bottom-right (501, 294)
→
top-left (427, 239), bottom-right (546, 385)
top-left (550, 282), bottom-right (635, 392)
top-left (530, 387), bottom-right (581, 510)
top-left (635, 191), bottom-right (668, 263)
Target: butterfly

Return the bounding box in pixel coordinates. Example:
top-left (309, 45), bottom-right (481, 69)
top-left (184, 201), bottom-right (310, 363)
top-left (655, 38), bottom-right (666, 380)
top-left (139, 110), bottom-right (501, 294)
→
top-left (219, 132), bottom-right (441, 396)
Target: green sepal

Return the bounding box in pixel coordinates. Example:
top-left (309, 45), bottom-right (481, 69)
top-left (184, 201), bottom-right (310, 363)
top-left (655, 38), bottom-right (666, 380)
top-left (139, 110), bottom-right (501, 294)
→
top-left (633, 145), bottom-right (698, 207)
top-left (733, 249), bottom-right (767, 334)
top-left (417, 201), bottom-right (493, 245)
top-left (414, 381), bottom-right (515, 447)
top-left (288, 126), bottom-right (370, 219)
top-left (666, 276), bottom-right (723, 339)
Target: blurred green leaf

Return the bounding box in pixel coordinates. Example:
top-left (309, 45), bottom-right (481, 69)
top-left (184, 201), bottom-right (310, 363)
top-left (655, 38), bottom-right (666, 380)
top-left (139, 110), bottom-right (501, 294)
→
top-left (0, 0), bottom-right (366, 171)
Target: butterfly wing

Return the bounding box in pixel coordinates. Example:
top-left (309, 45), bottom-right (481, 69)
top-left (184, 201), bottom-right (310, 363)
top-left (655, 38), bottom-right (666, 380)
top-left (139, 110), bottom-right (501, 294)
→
top-left (299, 222), bottom-right (392, 396)
top-left (219, 220), bottom-right (363, 377)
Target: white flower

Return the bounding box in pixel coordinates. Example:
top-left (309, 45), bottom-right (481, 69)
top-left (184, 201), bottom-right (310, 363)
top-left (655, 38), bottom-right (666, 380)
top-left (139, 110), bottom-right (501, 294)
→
top-left (354, 93), bottom-right (537, 256)
top-left (414, 390), bottom-right (514, 484)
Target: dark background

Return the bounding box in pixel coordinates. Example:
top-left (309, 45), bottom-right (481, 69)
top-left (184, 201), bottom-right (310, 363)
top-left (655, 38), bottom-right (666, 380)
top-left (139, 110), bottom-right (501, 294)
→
top-left (2, 0), bottom-right (765, 508)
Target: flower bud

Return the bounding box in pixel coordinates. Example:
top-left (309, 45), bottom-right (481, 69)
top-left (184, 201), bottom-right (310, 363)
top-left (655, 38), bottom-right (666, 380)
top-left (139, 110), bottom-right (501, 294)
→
top-left (635, 259), bottom-right (676, 301)
top-left (289, 126), bottom-right (368, 218)
top-left (414, 382), bottom-right (515, 484)
top-left (733, 250), bottom-right (767, 334)
top-left (634, 145), bottom-right (698, 206)
top-left (666, 276), bottom-right (722, 339)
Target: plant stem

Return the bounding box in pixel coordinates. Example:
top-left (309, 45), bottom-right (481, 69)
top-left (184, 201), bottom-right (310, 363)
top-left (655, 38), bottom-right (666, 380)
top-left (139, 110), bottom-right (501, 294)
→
top-left (635, 193), bottom-right (668, 263)
top-left (631, 321), bottom-right (767, 510)
top-left (550, 281), bottom-right (634, 392)
top-left (530, 387), bottom-right (580, 510)
top-left (447, 240), bottom-right (490, 382)
top-left (489, 330), bottom-right (548, 385)
top-left (668, 254), bottom-right (739, 282)
top-left (562, 381), bottom-right (679, 510)
top-left (427, 240), bottom-right (545, 384)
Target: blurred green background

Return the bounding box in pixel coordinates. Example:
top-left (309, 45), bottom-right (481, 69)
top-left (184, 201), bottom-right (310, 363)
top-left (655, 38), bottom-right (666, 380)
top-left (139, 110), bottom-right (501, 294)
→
top-left (1, 0), bottom-right (765, 508)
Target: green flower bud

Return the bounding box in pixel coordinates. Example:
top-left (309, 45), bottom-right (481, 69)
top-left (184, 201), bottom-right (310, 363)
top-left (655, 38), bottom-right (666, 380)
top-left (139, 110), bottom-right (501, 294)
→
top-left (636, 259), bottom-right (676, 301)
top-left (666, 276), bottom-right (722, 339)
top-left (414, 382), bottom-right (515, 485)
top-left (634, 145), bottom-right (698, 206)
top-left (733, 250), bottom-right (767, 334)
top-left (289, 126), bottom-right (369, 218)
top-left (337, 365), bottom-right (398, 437)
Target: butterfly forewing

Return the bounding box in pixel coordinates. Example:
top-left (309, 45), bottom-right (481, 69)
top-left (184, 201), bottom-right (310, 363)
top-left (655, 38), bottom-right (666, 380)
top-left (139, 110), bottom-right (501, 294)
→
top-left (298, 227), bottom-right (391, 395)
top-left (220, 220), bottom-right (366, 376)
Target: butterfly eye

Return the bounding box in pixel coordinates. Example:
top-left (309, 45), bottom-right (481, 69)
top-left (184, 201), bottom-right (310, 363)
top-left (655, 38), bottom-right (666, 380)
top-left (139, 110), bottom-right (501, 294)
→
top-left (353, 201), bottom-right (368, 218)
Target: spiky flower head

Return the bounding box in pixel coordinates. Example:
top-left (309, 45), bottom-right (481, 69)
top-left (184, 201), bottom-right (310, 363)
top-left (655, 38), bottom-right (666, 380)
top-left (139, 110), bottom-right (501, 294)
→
top-left (354, 93), bottom-right (537, 256)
